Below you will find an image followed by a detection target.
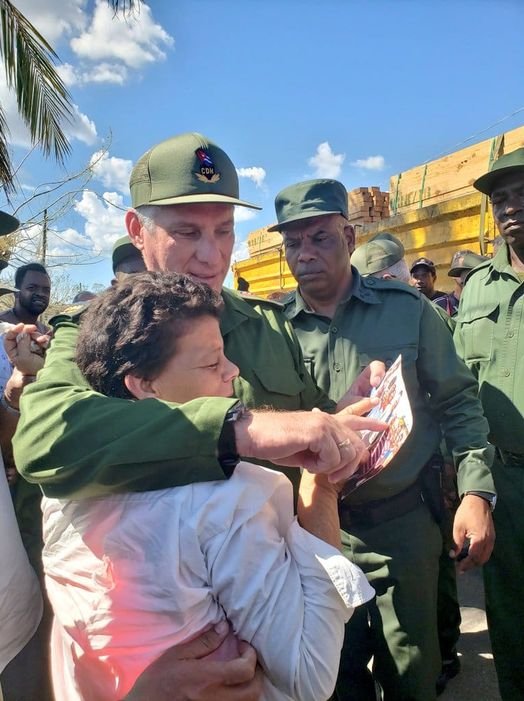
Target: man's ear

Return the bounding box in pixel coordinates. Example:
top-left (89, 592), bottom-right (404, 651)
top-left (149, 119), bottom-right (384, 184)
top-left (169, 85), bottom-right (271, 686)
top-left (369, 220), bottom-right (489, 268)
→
top-left (125, 210), bottom-right (145, 251)
top-left (344, 223), bottom-right (356, 254)
top-left (124, 373), bottom-right (156, 400)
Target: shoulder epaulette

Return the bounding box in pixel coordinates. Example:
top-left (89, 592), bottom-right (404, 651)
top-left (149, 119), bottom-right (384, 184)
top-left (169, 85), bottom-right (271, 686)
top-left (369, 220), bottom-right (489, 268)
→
top-left (48, 301), bottom-right (90, 327)
top-left (232, 289), bottom-right (285, 308)
top-left (463, 258), bottom-right (492, 282)
top-left (361, 276), bottom-right (421, 299)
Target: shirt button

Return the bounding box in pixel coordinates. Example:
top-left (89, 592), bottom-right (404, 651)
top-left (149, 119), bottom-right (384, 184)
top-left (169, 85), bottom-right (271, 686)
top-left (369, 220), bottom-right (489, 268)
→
top-left (502, 368), bottom-right (511, 377)
top-left (334, 362), bottom-right (341, 372)
top-left (331, 326), bottom-right (338, 334)
top-left (507, 330), bottom-right (515, 338)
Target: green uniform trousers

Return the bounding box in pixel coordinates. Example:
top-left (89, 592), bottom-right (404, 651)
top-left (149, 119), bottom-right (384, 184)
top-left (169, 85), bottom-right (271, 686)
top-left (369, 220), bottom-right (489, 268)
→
top-left (437, 512), bottom-right (461, 662)
top-left (335, 502), bottom-right (442, 701)
top-left (483, 454), bottom-right (524, 701)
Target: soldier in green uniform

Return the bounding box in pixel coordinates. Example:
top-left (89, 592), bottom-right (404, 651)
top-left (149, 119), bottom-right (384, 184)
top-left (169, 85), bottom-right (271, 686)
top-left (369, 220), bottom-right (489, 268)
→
top-left (454, 148), bottom-right (524, 701)
top-left (352, 232), bottom-right (462, 694)
top-left (12, 134), bottom-right (380, 701)
top-left (111, 234), bottom-right (145, 284)
top-left (268, 178), bottom-right (496, 701)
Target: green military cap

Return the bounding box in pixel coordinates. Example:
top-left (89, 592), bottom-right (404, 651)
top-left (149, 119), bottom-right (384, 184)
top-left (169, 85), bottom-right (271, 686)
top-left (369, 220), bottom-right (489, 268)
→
top-left (473, 147), bottom-right (524, 195)
top-left (447, 249), bottom-right (488, 277)
top-left (268, 179), bottom-right (348, 232)
top-left (0, 211), bottom-right (20, 237)
top-left (112, 235), bottom-right (140, 274)
top-left (351, 232), bottom-right (404, 276)
top-left (130, 132), bottom-right (261, 210)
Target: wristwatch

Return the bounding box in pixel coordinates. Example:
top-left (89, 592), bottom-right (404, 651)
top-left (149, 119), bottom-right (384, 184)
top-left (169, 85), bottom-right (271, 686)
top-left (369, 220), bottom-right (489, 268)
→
top-left (217, 401), bottom-right (247, 477)
top-left (464, 491), bottom-right (497, 512)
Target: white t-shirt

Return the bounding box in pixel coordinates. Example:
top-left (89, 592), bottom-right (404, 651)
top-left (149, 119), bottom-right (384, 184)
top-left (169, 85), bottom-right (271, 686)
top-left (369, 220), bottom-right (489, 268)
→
top-left (0, 453), bottom-right (42, 673)
top-left (43, 461), bottom-right (374, 701)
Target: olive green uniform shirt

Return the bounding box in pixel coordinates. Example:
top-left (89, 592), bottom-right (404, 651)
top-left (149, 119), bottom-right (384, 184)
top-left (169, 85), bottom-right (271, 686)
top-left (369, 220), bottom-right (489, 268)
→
top-left (283, 270), bottom-right (494, 504)
top-left (14, 288), bottom-right (334, 499)
top-left (454, 242), bottom-right (524, 454)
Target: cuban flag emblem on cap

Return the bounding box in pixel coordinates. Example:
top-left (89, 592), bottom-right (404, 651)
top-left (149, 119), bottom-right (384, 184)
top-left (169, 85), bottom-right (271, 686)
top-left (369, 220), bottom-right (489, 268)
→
top-left (195, 148), bottom-right (221, 183)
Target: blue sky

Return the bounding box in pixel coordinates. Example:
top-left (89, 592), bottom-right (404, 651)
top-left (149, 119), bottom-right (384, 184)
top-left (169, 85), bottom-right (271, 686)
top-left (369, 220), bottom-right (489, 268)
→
top-left (1, 0), bottom-right (524, 292)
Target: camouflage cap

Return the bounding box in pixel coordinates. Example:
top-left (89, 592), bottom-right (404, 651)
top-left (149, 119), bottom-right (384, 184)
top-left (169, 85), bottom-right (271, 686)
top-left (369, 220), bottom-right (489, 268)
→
top-left (351, 233), bottom-right (405, 275)
top-left (448, 250), bottom-right (488, 277)
top-left (410, 257), bottom-right (436, 274)
top-left (130, 132), bottom-right (261, 210)
top-left (112, 235), bottom-right (141, 274)
top-left (0, 211), bottom-right (19, 237)
top-left (473, 147), bottom-right (524, 195)
top-left (0, 285), bottom-right (17, 296)
top-left (268, 179), bottom-right (348, 232)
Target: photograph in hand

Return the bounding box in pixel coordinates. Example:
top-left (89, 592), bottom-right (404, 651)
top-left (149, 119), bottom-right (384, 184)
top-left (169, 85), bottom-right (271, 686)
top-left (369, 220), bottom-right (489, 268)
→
top-left (340, 355), bottom-right (413, 499)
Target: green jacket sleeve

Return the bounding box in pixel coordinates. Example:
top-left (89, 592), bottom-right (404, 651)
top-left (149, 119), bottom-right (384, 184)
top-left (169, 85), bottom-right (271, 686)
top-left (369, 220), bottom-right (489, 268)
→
top-left (13, 323), bottom-right (237, 499)
top-left (417, 299), bottom-right (495, 497)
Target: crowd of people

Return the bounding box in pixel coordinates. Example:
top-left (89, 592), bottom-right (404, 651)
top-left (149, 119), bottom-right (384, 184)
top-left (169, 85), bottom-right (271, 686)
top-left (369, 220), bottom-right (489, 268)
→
top-left (0, 133), bottom-right (522, 701)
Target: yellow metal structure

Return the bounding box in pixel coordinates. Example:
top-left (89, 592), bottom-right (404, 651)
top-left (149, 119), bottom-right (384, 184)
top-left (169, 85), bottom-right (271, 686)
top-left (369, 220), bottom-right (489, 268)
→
top-left (232, 191), bottom-right (497, 297)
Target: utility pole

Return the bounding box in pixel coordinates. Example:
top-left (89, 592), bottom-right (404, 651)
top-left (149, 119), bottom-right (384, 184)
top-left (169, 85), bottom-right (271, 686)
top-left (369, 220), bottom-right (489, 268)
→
top-left (41, 208), bottom-right (47, 265)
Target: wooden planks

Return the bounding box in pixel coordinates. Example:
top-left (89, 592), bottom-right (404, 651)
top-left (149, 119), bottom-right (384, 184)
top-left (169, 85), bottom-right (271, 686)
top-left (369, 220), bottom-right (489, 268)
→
top-left (347, 186), bottom-right (390, 224)
top-left (389, 125), bottom-right (524, 214)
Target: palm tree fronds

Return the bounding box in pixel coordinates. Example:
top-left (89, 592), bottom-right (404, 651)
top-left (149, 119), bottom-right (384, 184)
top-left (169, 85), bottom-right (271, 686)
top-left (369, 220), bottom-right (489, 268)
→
top-left (0, 0), bottom-right (73, 167)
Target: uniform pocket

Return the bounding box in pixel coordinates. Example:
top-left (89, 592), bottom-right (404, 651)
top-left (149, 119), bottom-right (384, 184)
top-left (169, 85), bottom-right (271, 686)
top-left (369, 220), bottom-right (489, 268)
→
top-left (252, 365), bottom-right (306, 397)
top-left (458, 303), bottom-right (498, 362)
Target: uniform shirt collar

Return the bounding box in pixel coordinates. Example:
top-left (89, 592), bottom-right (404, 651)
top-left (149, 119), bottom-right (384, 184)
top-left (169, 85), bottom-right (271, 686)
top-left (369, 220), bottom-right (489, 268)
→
top-left (285, 266), bottom-right (381, 319)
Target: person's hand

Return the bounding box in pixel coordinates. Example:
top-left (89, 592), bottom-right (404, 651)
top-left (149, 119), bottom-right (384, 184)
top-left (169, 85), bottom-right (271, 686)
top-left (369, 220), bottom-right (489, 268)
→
top-left (235, 399), bottom-right (387, 483)
top-left (123, 622), bottom-right (262, 701)
top-left (3, 323), bottom-right (49, 376)
top-left (451, 494), bottom-right (495, 573)
top-left (336, 361), bottom-right (386, 411)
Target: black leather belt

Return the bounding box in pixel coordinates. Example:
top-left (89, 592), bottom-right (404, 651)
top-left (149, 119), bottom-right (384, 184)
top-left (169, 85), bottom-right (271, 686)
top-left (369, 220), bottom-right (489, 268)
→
top-left (496, 447), bottom-right (524, 467)
top-left (339, 480), bottom-right (424, 530)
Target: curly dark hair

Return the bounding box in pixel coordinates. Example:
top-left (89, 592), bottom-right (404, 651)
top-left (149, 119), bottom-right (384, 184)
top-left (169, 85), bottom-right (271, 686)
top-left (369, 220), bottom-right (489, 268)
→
top-left (76, 272), bottom-right (223, 399)
top-left (15, 262), bottom-right (49, 288)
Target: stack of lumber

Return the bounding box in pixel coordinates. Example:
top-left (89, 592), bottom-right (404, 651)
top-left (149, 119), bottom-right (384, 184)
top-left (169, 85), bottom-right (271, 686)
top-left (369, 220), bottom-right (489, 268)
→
top-left (347, 187), bottom-right (390, 224)
top-left (389, 125), bottom-right (524, 214)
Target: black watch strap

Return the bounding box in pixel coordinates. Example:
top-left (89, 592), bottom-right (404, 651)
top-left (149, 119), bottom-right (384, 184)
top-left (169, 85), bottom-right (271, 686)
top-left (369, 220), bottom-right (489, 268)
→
top-left (217, 401), bottom-right (246, 477)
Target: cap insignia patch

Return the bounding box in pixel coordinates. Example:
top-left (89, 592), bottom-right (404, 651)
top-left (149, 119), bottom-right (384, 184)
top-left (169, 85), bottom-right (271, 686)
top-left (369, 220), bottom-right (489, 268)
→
top-left (195, 148), bottom-right (221, 183)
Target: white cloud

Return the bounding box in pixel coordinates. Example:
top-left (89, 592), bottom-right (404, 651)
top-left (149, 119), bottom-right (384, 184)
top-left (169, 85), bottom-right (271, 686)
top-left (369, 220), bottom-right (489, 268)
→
top-left (84, 63), bottom-right (129, 85)
top-left (46, 226), bottom-right (93, 260)
top-left (234, 207), bottom-right (257, 224)
top-left (308, 142), bottom-right (345, 178)
top-left (74, 190), bottom-right (127, 253)
top-left (90, 150), bottom-right (133, 193)
top-left (71, 1), bottom-right (174, 69)
top-left (236, 167), bottom-right (267, 188)
top-left (63, 104), bottom-right (98, 145)
top-left (232, 238), bottom-right (250, 263)
top-left (351, 155), bottom-right (386, 171)
top-left (56, 63), bottom-right (81, 87)
top-left (58, 62), bottom-right (129, 87)
top-left (0, 78), bottom-right (97, 149)
top-left (15, 0), bottom-right (88, 43)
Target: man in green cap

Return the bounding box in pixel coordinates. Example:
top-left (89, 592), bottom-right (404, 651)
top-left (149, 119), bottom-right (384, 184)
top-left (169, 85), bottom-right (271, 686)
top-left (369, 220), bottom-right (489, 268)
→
top-left (351, 232), bottom-right (410, 282)
top-left (271, 177), bottom-right (496, 701)
top-left (433, 250), bottom-right (488, 317)
top-left (352, 231), bottom-right (464, 695)
top-left (12, 134), bottom-right (380, 701)
top-left (111, 234), bottom-right (145, 284)
top-left (454, 147), bottom-right (524, 700)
